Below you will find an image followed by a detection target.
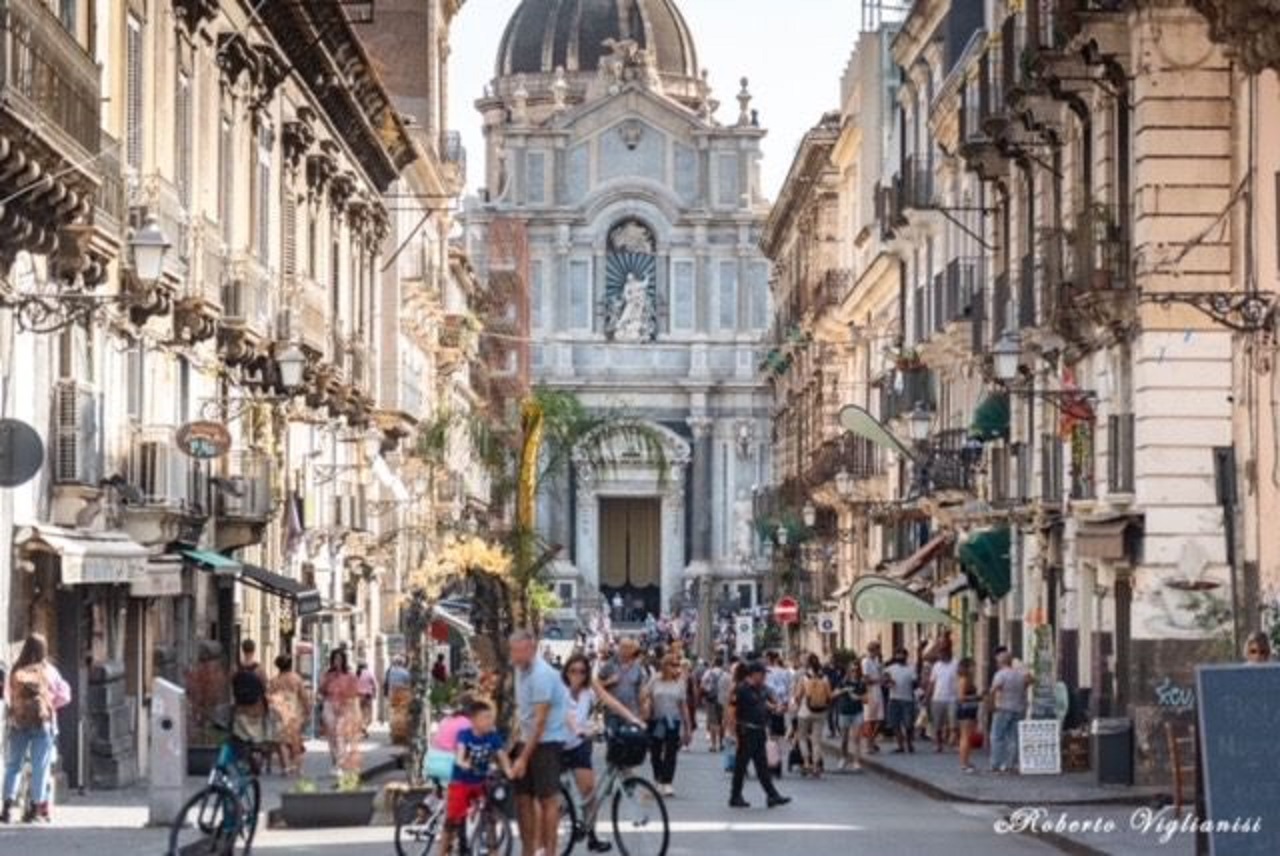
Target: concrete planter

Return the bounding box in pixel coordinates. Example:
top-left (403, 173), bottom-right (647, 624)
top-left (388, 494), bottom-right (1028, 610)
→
top-left (279, 789), bottom-right (377, 828)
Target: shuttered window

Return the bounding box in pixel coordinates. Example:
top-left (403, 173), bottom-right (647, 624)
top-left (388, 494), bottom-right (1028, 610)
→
top-left (126, 16), bottom-right (144, 171)
top-left (282, 190), bottom-right (297, 277)
top-left (255, 124), bottom-right (272, 262)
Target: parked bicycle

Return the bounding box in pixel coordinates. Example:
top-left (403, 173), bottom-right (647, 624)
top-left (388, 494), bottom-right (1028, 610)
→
top-left (558, 725), bottom-right (669, 856)
top-left (166, 724), bottom-right (262, 855)
top-left (394, 773), bottom-right (513, 856)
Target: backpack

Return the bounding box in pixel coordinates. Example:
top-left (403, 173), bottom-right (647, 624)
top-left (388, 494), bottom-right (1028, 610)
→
top-left (700, 667), bottom-right (721, 697)
top-left (717, 671), bottom-right (734, 707)
top-left (805, 676), bottom-right (832, 711)
top-left (10, 664), bottom-right (52, 729)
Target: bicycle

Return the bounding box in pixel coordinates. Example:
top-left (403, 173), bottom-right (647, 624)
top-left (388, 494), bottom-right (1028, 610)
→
top-left (166, 726), bottom-right (262, 855)
top-left (395, 774), bottom-right (513, 856)
top-left (558, 725), bottom-right (669, 856)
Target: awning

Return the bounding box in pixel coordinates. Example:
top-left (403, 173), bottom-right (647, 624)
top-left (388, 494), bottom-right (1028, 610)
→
top-left (890, 533), bottom-right (951, 580)
top-left (131, 557), bottom-right (184, 598)
top-left (1076, 514), bottom-right (1142, 563)
top-left (16, 526), bottom-right (149, 586)
top-left (848, 575), bottom-right (959, 625)
top-left (970, 392), bottom-right (1010, 442)
top-left (182, 548), bottom-right (242, 574)
top-left (432, 605), bottom-right (475, 638)
top-left (186, 550), bottom-right (321, 615)
top-left (239, 563), bottom-right (323, 616)
top-left (958, 526), bottom-right (1012, 600)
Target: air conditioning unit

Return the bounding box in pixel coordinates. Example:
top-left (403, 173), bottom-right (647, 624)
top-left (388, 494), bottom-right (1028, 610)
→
top-left (54, 381), bottom-right (101, 485)
top-left (219, 452), bottom-right (273, 519)
top-left (275, 308), bottom-right (295, 341)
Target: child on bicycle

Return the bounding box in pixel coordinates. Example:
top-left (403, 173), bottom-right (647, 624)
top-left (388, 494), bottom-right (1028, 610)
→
top-left (439, 700), bottom-right (511, 856)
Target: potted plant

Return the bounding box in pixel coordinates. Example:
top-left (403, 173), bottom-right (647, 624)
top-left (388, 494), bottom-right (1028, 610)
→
top-left (279, 689), bottom-right (377, 827)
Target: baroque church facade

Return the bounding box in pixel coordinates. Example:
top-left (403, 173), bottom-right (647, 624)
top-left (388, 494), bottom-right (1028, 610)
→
top-left (465, 0), bottom-right (774, 619)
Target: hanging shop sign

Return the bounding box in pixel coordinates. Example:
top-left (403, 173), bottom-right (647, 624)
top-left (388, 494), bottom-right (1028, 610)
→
top-left (176, 421), bottom-right (232, 460)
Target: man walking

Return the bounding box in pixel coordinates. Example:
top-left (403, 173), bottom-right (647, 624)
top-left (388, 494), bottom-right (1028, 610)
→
top-left (728, 662), bottom-right (791, 809)
top-left (594, 638), bottom-right (649, 728)
top-left (884, 647), bottom-right (917, 753)
top-left (988, 650), bottom-right (1030, 773)
top-left (510, 629), bottom-right (571, 856)
top-left (926, 647), bottom-right (958, 752)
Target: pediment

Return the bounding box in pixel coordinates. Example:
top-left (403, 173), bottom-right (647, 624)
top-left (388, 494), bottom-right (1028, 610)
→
top-left (555, 85), bottom-right (704, 144)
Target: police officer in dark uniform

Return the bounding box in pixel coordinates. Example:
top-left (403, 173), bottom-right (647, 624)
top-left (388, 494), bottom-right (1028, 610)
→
top-left (729, 661), bottom-right (791, 808)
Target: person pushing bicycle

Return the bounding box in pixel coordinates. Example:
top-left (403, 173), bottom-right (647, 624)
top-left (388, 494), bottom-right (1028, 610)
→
top-left (439, 699), bottom-right (511, 856)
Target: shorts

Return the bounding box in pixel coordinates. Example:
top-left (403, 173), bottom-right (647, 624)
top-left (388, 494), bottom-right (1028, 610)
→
top-left (768, 713), bottom-right (787, 737)
top-left (514, 742), bottom-right (563, 799)
top-left (447, 781), bottom-right (485, 824)
top-left (957, 702), bottom-right (980, 722)
top-left (705, 701), bottom-right (723, 727)
top-left (838, 712), bottom-right (864, 731)
top-left (887, 699), bottom-right (916, 731)
top-left (930, 700), bottom-right (957, 730)
top-left (562, 741), bottom-right (593, 771)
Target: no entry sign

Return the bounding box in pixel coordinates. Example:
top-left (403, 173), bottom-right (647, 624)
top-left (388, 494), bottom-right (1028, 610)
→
top-left (773, 596), bottom-right (800, 625)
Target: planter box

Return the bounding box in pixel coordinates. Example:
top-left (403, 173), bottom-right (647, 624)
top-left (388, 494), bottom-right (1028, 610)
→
top-left (187, 745), bottom-right (219, 776)
top-left (279, 790), bottom-right (377, 828)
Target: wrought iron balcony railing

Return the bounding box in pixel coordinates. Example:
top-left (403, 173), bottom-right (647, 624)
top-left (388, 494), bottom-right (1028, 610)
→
top-left (0, 0), bottom-right (100, 159)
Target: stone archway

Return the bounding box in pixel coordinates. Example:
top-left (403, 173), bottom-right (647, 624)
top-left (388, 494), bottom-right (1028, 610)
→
top-left (573, 423), bottom-right (690, 618)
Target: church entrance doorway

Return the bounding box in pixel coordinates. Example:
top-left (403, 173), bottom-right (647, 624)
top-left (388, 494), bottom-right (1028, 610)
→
top-left (598, 497), bottom-right (662, 622)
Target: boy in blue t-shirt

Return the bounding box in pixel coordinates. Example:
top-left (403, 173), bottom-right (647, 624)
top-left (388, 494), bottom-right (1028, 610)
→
top-left (440, 700), bottom-right (511, 855)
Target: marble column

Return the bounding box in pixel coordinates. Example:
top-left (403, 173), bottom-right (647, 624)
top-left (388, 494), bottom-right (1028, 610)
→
top-left (687, 416), bottom-right (714, 565)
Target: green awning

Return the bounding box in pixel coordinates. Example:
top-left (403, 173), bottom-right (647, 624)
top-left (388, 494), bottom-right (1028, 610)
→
top-left (958, 527), bottom-right (1011, 600)
top-left (970, 392), bottom-right (1010, 442)
top-left (181, 549), bottom-right (241, 572)
top-left (848, 575), bottom-right (959, 625)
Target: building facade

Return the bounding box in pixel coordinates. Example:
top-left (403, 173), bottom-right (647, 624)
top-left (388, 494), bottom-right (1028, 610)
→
top-left (764, 0), bottom-right (1280, 786)
top-left (464, 0), bottom-right (775, 626)
top-left (0, 0), bottom-right (471, 788)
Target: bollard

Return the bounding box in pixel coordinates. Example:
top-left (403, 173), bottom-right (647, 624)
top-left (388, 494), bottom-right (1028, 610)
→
top-left (148, 678), bottom-right (187, 826)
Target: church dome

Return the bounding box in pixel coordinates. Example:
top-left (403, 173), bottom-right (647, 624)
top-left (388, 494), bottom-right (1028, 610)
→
top-left (495, 0), bottom-right (699, 83)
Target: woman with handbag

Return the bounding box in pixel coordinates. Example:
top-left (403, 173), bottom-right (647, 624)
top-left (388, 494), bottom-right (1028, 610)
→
top-left (644, 654), bottom-right (692, 797)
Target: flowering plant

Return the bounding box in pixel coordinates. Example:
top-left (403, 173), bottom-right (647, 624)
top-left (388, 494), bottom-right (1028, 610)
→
top-left (405, 535), bottom-right (513, 600)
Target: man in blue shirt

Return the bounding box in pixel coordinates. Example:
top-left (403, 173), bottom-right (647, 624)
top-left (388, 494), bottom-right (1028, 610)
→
top-left (511, 629), bottom-right (570, 856)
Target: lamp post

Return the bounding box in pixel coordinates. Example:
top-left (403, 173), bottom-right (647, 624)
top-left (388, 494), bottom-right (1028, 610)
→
top-left (802, 501), bottom-right (817, 529)
top-left (987, 333), bottom-right (1097, 412)
top-left (130, 216), bottom-right (172, 283)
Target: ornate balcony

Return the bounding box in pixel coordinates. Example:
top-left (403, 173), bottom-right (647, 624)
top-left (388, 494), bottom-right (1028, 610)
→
top-left (173, 216), bottom-right (224, 344)
top-left (0, 0), bottom-right (101, 265)
top-left (215, 449), bottom-right (275, 551)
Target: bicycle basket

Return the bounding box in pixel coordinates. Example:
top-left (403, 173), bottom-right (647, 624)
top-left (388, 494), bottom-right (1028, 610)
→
top-left (423, 748), bottom-right (455, 783)
top-left (606, 724), bottom-right (649, 768)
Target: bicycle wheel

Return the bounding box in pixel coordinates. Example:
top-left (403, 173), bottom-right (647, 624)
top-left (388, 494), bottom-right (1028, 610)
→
top-left (470, 804), bottom-right (513, 856)
top-left (394, 791), bottom-right (444, 856)
top-left (610, 777), bottom-right (668, 856)
top-left (238, 777), bottom-right (260, 852)
top-left (168, 784), bottom-right (242, 856)
top-left (557, 783), bottom-right (579, 856)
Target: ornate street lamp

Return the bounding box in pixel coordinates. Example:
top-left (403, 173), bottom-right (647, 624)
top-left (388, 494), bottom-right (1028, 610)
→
top-left (276, 343), bottom-right (307, 391)
top-left (991, 333), bottom-right (1022, 384)
top-left (130, 216), bottom-right (172, 284)
top-left (802, 501), bottom-right (817, 528)
top-left (775, 524), bottom-right (788, 547)
top-left (907, 400), bottom-right (934, 443)
top-left (834, 467), bottom-right (854, 498)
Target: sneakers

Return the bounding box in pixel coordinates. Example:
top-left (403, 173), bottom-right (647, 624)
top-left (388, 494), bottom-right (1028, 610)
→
top-left (587, 838), bottom-right (613, 852)
top-left (660, 784), bottom-right (674, 797)
top-left (0, 799), bottom-right (12, 824)
top-left (766, 795), bottom-right (792, 808)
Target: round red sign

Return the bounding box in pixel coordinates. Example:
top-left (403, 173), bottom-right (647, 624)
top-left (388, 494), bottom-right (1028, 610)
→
top-left (773, 597), bottom-right (800, 625)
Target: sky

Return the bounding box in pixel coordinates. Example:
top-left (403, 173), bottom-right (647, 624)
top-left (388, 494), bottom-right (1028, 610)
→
top-left (448, 0), bottom-right (866, 200)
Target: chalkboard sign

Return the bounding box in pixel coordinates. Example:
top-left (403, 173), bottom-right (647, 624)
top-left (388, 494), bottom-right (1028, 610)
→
top-left (1195, 664), bottom-right (1280, 856)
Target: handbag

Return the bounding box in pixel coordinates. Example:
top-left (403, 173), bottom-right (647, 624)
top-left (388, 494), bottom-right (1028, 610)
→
top-left (765, 737), bottom-right (781, 768)
top-left (722, 737), bottom-right (737, 773)
top-left (424, 747), bottom-right (455, 782)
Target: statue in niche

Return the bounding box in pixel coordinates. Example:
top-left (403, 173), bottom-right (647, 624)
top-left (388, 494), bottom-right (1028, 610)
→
top-left (612, 273), bottom-right (652, 342)
top-left (605, 219), bottom-right (657, 343)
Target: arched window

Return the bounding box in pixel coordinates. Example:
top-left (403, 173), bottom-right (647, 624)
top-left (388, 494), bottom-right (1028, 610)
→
top-left (605, 218), bottom-right (657, 342)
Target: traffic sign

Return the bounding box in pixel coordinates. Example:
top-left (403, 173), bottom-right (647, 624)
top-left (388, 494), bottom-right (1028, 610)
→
top-left (773, 596), bottom-right (800, 625)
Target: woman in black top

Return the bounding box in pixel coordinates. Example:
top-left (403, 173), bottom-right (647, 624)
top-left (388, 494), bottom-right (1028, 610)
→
top-left (834, 660), bottom-right (868, 771)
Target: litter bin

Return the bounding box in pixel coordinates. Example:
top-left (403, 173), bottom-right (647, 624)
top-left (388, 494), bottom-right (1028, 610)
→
top-left (1090, 717), bottom-right (1133, 785)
